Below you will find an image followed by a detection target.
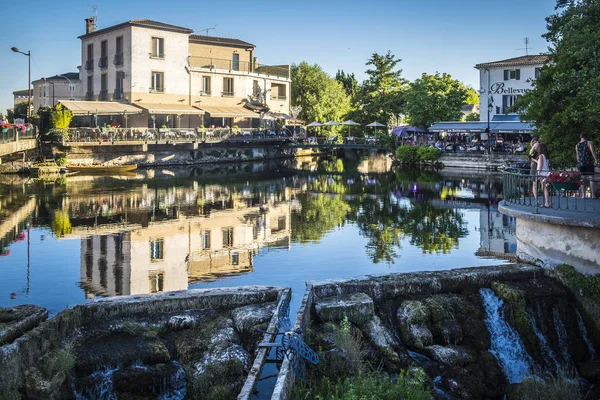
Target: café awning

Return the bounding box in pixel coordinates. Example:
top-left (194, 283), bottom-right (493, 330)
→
top-left (491, 121), bottom-right (534, 134)
top-left (199, 106), bottom-right (258, 118)
top-left (135, 103), bottom-right (204, 115)
top-left (428, 122), bottom-right (488, 133)
top-left (59, 100), bottom-right (144, 116)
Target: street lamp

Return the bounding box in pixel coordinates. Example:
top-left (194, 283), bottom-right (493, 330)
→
top-left (485, 68), bottom-right (492, 154)
top-left (11, 47), bottom-right (31, 122)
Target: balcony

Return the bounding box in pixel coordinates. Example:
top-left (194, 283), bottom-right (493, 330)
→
top-left (113, 53), bottom-right (124, 66)
top-left (113, 89), bottom-right (123, 100)
top-left (188, 56), bottom-right (290, 79)
top-left (222, 91), bottom-right (234, 97)
top-left (99, 90), bottom-right (108, 101)
top-left (149, 52), bottom-right (165, 59)
top-left (98, 56), bottom-right (108, 69)
top-left (85, 92), bottom-right (94, 101)
top-left (149, 87), bottom-right (165, 93)
top-left (85, 60), bottom-right (94, 71)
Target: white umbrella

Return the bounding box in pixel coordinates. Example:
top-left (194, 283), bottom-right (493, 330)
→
top-left (366, 121), bottom-right (386, 135)
top-left (323, 121), bottom-right (340, 126)
top-left (342, 120), bottom-right (360, 137)
top-left (306, 122), bottom-right (323, 127)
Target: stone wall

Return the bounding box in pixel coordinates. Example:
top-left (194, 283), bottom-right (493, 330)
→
top-left (439, 153), bottom-right (526, 170)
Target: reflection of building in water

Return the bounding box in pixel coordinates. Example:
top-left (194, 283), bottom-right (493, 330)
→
top-left (477, 206), bottom-right (516, 255)
top-left (75, 185), bottom-right (292, 297)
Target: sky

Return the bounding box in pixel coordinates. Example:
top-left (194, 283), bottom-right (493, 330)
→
top-left (0, 0), bottom-right (557, 113)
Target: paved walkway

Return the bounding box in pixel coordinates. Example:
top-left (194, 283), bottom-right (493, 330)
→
top-left (499, 197), bottom-right (600, 228)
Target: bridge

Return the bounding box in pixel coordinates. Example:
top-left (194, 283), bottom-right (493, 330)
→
top-left (0, 127), bottom-right (37, 162)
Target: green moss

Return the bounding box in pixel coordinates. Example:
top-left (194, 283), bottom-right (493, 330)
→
top-left (187, 360), bottom-right (245, 400)
top-left (0, 388), bottom-right (20, 400)
top-left (119, 322), bottom-right (160, 339)
top-left (39, 349), bottom-right (75, 378)
top-left (170, 317), bottom-right (226, 363)
top-left (515, 376), bottom-right (582, 400)
top-left (491, 282), bottom-right (531, 336)
top-left (554, 264), bottom-right (600, 330)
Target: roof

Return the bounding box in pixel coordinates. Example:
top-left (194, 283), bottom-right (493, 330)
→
top-left (59, 100), bottom-right (144, 116)
top-left (13, 89), bottom-right (31, 96)
top-left (32, 72), bottom-right (80, 84)
top-left (189, 34), bottom-right (254, 48)
top-left (79, 19), bottom-right (193, 39)
top-left (135, 103), bottom-right (204, 115)
top-left (475, 55), bottom-right (550, 69)
top-left (461, 104), bottom-right (479, 113)
top-left (198, 105), bottom-right (258, 118)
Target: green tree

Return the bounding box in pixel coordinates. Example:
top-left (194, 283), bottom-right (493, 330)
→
top-left (291, 62), bottom-right (351, 133)
top-left (51, 104), bottom-right (74, 140)
top-left (335, 70), bottom-right (359, 97)
top-left (291, 193), bottom-right (351, 243)
top-left (517, 0), bottom-right (600, 166)
top-left (465, 87), bottom-right (479, 105)
top-left (465, 112), bottom-right (480, 122)
top-left (8, 102), bottom-right (29, 122)
top-left (405, 73), bottom-right (468, 129)
top-left (354, 51), bottom-right (408, 126)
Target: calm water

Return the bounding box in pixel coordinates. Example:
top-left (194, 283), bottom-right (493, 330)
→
top-left (0, 160), bottom-right (515, 316)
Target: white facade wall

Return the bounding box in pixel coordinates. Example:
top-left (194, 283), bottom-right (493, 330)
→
top-left (33, 80), bottom-right (83, 110)
top-left (130, 27), bottom-right (190, 98)
top-left (478, 64), bottom-right (543, 122)
top-left (80, 26), bottom-right (132, 100)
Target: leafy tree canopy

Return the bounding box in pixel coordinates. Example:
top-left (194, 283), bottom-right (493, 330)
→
top-left (290, 62), bottom-right (351, 131)
top-left (353, 51), bottom-right (408, 126)
top-left (465, 87), bottom-right (480, 105)
top-left (405, 73), bottom-right (468, 129)
top-left (518, 0), bottom-right (600, 165)
top-left (336, 70), bottom-right (359, 97)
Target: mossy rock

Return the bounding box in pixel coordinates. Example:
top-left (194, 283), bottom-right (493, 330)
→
top-left (187, 360), bottom-right (246, 400)
top-left (491, 282), bottom-right (531, 336)
top-left (554, 264), bottom-right (600, 332)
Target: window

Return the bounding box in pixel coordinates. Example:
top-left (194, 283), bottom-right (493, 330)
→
top-left (223, 77), bottom-right (234, 96)
top-left (86, 44), bottom-right (94, 71)
top-left (222, 227), bottom-right (234, 247)
top-left (202, 230), bottom-right (211, 249)
top-left (114, 36), bottom-right (124, 66)
top-left (86, 76), bottom-right (94, 100)
top-left (502, 95), bottom-right (521, 113)
top-left (151, 71), bottom-right (164, 92)
top-left (150, 239), bottom-right (164, 260)
top-left (151, 37), bottom-right (164, 58)
top-left (503, 69), bottom-right (520, 80)
top-left (99, 40), bottom-right (108, 68)
top-left (149, 272), bottom-right (164, 293)
top-left (202, 76), bottom-right (211, 95)
top-left (114, 71), bottom-right (124, 100)
top-left (535, 67), bottom-right (541, 79)
top-left (253, 80), bottom-right (259, 96)
top-left (232, 53), bottom-right (239, 71)
top-left (99, 74), bottom-right (108, 100)
top-left (231, 251), bottom-right (239, 266)
top-left (278, 216), bottom-right (286, 231)
top-left (271, 83), bottom-right (286, 100)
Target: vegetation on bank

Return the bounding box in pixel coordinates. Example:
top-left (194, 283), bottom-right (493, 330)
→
top-left (395, 146), bottom-right (441, 165)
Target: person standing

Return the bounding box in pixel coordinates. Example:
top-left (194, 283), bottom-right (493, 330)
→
top-left (576, 133), bottom-right (598, 198)
top-left (533, 140), bottom-right (551, 207)
top-left (529, 137), bottom-right (539, 196)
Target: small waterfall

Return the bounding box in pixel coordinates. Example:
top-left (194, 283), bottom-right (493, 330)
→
top-left (575, 307), bottom-right (596, 360)
top-left (433, 376), bottom-right (453, 399)
top-left (553, 307), bottom-right (572, 365)
top-left (74, 367), bottom-right (119, 400)
top-left (159, 361), bottom-right (187, 400)
top-left (480, 288), bottom-right (534, 384)
top-left (530, 312), bottom-right (561, 372)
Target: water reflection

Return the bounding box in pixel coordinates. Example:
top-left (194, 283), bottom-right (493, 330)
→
top-left (0, 163), bottom-right (516, 312)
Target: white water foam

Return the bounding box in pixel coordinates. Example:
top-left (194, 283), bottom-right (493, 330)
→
top-left (480, 288), bottom-right (534, 384)
top-left (575, 307), bottom-right (596, 360)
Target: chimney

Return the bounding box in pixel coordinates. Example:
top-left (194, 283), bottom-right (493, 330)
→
top-left (85, 17), bottom-right (96, 34)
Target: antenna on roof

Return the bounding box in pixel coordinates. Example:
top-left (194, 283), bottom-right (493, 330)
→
top-left (516, 37), bottom-right (533, 55)
top-left (199, 26), bottom-right (216, 36)
top-left (88, 4), bottom-right (98, 25)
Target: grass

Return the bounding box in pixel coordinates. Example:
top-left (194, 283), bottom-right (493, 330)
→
top-left (39, 349), bottom-right (75, 378)
top-left (555, 264), bottom-right (600, 330)
top-left (186, 360), bottom-right (246, 400)
top-left (515, 376), bottom-right (583, 400)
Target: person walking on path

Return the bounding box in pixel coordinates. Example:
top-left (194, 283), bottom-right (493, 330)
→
top-left (576, 133), bottom-right (598, 198)
top-left (529, 137), bottom-right (539, 197)
top-left (532, 139), bottom-right (551, 207)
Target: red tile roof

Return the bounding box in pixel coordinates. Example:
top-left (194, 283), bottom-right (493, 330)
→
top-left (189, 34), bottom-right (255, 48)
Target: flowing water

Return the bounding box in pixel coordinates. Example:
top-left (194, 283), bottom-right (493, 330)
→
top-left (575, 307), bottom-right (596, 360)
top-left (480, 288), bottom-right (534, 384)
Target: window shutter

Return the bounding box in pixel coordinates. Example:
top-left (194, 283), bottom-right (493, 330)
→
top-left (503, 70), bottom-right (508, 80)
top-left (516, 69), bottom-right (521, 80)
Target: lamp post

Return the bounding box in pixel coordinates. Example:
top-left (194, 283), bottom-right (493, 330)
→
top-left (11, 47), bottom-right (31, 122)
top-left (486, 68), bottom-right (492, 154)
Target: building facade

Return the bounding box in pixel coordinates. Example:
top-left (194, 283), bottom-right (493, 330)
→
top-left (31, 72), bottom-right (82, 111)
top-left (475, 55), bottom-right (549, 122)
top-left (77, 18), bottom-right (291, 128)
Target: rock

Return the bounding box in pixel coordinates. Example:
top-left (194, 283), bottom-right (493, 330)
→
top-left (167, 313), bottom-right (197, 330)
top-left (23, 368), bottom-right (66, 400)
top-left (315, 293), bottom-right (375, 326)
top-left (112, 361), bottom-right (186, 398)
top-left (423, 345), bottom-right (475, 366)
top-left (194, 344), bottom-right (251, 375)
top-left (231, 302), bottom-right (276, 333)
top-left (397, 300), bottom-right (433, 349)
top-left (210, 319), bottom-right (240, 347)
top-left (361, 316), bottom-right (405, 364)
top-left (425, 297), bottom-right (463, 345)
top-left (580, 360), bottom-right (600, 381)
top-left (0, 305), bottom-right (48, 346)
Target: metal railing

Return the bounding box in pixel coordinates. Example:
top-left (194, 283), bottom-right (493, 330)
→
top-left (61, 127), bottom-right (233, 143)
top-left (503, 168), bottom-right (600, 214)
top-left (113, 53), bottom-right (124, 66)
top-left (0, 126), bottom-right (36, 143)
top-left (98, 56), bottom-right (108, 69)
top-left (188, 56), bottom-right (290, 79)
top-left (99, 90), bottom-right (108, 101)
top-left (85, 60), bottom-right (94, 71)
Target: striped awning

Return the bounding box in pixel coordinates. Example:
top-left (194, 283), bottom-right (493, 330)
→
top-left (59, 100), bottom-right (144, 116)
top-left (199, 106), bottom-right (259, 118)
top-left (135, 103), bottom-right (204, 115)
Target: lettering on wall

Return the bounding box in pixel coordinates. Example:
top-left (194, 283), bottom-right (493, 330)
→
top-left (490, 82), bottom-right (531, 95)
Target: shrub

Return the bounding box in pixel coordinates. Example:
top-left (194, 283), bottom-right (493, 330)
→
top-left (55, 153), bottom-right (68, 167)
top-left (515, 376), bottom-right (582, 400)
top-left (395, 146), bottom-right (420, 164)
top-left (417, 146), bottom-right (441, 162)
top-left (40, 349), bottom-right (75, 378)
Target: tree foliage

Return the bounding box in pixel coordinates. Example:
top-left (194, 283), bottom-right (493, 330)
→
top-left (291, 193), bottom-right (351, 243)
top-left (465, 112), bottom-right (480, 122)
top-left (335, 70), bottom-right (359, 97)
top-left (51, 104), bottom-right (74, 140)
top-left (290, 62), bottom-right (351, 131)
top-left (518, 0), bottom-right (600, 165)
top-left (465, 87), bottom-right (480, 105)
top-left (405, 73), bottom-right (468, 129)
top-left (8, 102), bottom-right (29, 122)
top-left (353, 51), bottom-right (408, 126)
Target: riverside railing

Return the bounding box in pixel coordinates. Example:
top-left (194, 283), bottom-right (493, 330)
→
top-left (0, 126), bottom-right (36, 143)
top-left (502, 167), bottom-right (600, 214)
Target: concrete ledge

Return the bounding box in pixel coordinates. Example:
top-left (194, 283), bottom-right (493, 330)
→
top-left (499, 199), bottom-right (600, 228)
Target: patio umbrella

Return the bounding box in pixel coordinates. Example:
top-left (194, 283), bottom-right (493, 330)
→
top-left (341, 120), bottom-right (360, 137)
top-left (306, 122), bottom-right (322, 139)
top-left (366, 121), bottom-right (386, 136)
top-left (391, 126), bottom-right (410, 138)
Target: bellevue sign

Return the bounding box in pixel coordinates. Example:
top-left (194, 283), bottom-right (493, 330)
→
top-left (490, 82), bottom-right (531, 95)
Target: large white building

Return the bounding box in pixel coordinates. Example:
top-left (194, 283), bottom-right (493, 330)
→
top-left (475, 55), bottom-right (549, 122)
top-left (31, 72), bottom-right (82, 110)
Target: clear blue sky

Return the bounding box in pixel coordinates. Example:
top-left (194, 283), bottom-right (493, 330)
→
top-left (1, 0), bottom-right (556, 113)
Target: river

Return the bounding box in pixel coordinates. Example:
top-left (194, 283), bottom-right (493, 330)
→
top-left (0, 159), bottom-right (515, 317)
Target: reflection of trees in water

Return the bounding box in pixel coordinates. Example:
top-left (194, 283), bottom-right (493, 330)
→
top-left (291, 194), bottom-right (351, 243)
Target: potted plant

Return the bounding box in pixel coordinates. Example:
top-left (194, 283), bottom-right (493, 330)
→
top-left (159, 124), bottom-right (169, 133)
top-left (545, 170), bottom-right (582, 192)
top-left (0, 123), bottom-right (10, 133)
top-left (232, 125), bottom-right (240, 134)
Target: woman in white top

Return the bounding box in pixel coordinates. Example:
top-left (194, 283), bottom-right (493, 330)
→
top-left (532, 141), bottom-right (551, 207)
